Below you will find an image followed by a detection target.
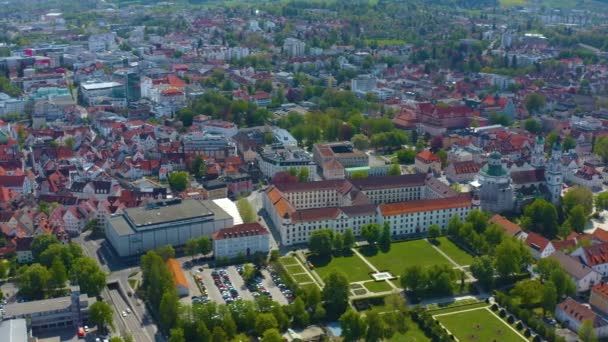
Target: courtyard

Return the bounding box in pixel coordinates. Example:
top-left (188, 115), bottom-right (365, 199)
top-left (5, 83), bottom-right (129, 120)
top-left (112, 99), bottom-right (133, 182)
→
top-left (435, 307), bottom-right (527, 342)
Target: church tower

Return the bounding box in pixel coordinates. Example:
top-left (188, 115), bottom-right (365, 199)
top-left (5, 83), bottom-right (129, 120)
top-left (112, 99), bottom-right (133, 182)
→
top-left (530, 135), bottom-right (545, 169)
top-left (546, 140), bottom-right (563, 205)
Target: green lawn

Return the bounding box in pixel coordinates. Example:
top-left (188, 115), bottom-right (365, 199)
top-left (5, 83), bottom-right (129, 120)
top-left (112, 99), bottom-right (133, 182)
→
top-left (363, 281), bottom-right (393, 293)
top-left (436, 308), bottom-right (526, 342)
top-left (285, 264), bottom-right (306, 274)
top-left (291, 273), bottom-right (314, 284)
top-left (309, 254), bottom-right (374, 283)
top-left (279, 256), bottom-right (299, 266)
top-left (433, 237), bottom-right (475, 266)
top-left (361, 240), bottom-right (451, 274)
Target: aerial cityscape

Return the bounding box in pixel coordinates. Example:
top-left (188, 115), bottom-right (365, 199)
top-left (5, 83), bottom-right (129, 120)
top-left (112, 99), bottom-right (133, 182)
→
top-left (1, 0), bottom-right (608, 341)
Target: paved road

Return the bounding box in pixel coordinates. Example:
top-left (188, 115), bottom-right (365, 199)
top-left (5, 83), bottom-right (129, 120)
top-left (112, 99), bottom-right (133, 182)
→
top-left (106, 288), bottom-right (153, 342)
top-left (260, 269), bottom-right (288, 305)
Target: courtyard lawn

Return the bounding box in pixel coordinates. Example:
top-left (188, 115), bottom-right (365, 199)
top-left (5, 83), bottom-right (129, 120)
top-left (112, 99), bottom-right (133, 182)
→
top-left (291, 273), bottom-right (314, 284)
top-left (363, 280), bottom-right (393, 293)
top-left (308, 254), bottom-right (375, 283)
top-left (279, 256), bottom-right (299, 266)
top-left (361, 240), bottom-right (451, 274)
top-left (285, 264), bottom-right (306, 274)
top-left (436, 308), bottom-right (526, 342)
top-left (433, 237), bottom-right (475, 266)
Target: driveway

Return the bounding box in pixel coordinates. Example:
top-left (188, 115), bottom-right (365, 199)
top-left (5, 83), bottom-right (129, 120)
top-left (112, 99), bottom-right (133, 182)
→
top-left (226, 266), bottom-right (254, 301)
top-left (200, 269), bottom-right (225, 304)
top-left (261, 269), bottom-right (288, 305)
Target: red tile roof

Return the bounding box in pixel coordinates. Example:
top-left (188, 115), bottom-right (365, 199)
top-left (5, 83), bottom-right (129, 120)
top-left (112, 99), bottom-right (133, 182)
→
top-left (416, 150), bottom-right (440, 163)
top-left (488, 214), bottom-right (522, 237)
top-left (379, 195), bottom-right (472, 216)
top-left (525, 231), bottom-right (551, 252)
top-left (166, 258), bottom-right (188, 289)
top-left (213, 222), bottom-right (269, 240)
top-left (582, 242), bottom-right (608, 266)
top-left (558, 297), bottom-right (606, 327)
top-left (592, 283), bottom-right (608, 300)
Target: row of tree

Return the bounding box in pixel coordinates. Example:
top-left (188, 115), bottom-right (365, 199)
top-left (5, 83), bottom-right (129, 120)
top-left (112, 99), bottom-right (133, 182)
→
top-left (400, 264), bottom-right (459, 300)
top-left (308, 228), bottom-right (356, 257)
top-left (19, 234), bottom-right (106, 300)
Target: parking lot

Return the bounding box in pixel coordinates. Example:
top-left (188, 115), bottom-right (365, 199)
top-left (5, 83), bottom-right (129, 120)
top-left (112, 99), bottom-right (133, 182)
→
top-left (192, 264), bottom-right (291, 306)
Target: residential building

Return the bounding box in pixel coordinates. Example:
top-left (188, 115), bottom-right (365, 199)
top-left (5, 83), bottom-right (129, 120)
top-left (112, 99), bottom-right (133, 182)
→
top-left (15, 237), bottom-right (33, 264)
top-left (555, 297), bottom-right (608, 338)
top-left (590, 283), bottom-right (608, 314)
top-left (350, 75), bottom-right (377, 94)
top-left (445, 161), bottom-right (482, 184)
top-left (181, 131), bottom-right (237, 159)
top-left (414, 150), bottom-right (441, 174)
top-left (525, 231), bottom-right (555, 259)
top-left (571, 242), bottom-right (608, 277)
top-left (202, 179), bottom-right (228, 200)
top-left (212, 222), bottom-right (270, 259)
top-left (105, 198), bottom-right (234, 257)
top-left (166, 258), bottom-right (189, 297)
top-left (313, 142), bottom-right (368, 170)
top-left (488, 214), bottom-right (527, 240)
top-left (257, 147), bottom-right (316, 181)
top-left (550, 251), bottom-right (601, 292)
top-left (283, 38), bottom-right (306, 57)
top-left (88, 32), bottom-right (117, 52)
top-left (3, 286), bottom-right (96, 332)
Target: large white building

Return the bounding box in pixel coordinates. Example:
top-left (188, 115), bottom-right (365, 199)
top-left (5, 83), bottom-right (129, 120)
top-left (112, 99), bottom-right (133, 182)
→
top-left (80, 81), bottom-right (125, 106)
top-left (181, 131), bottom-right (237, 158)
top-left (257, 147), bottom-right (316, 181)
top-left (3, 286), bottom-right (95, 332)
top-left (263, 174), bottom-right (474, 245)
top-left (105, 198), bottom-right (234, 257)
top-left (213, 222), bottom-right (270, 259)
top-left (283, 38), bottom-right (306, 57)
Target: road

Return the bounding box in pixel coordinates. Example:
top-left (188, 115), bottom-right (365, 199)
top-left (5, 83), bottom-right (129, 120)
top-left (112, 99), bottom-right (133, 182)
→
top-left (74, 231), bottom-right (160, 342)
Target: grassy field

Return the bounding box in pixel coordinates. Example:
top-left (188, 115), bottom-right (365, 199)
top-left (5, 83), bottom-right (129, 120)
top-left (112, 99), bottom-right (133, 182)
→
top-left (499, 0), bottom-right (526, 6)
top-left (436, 308), bottom-right (526, 342)
top-left (309, 254), bottom-right (375, 283)
top-left (433, 237), bottom-right (475, 266)
top-left (279, 256), bottom-right (316, 285)
top-left (279, 256), bottom-right (299, 266)
top-left (291, 273), bottom-right (314, 284)
top-left (285, 264), bottom-right (306, 274)
top-left (361, 240), bottom-right (451, 274)
top-left (363, 280), bottom-right (393, 293)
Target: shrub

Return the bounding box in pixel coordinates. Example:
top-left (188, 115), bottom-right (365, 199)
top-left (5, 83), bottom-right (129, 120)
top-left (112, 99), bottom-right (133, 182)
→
top-left (524, 329), bottom-right (532, 337)
top-left (491, 303), bottom-right (498, 311)
top-left (507, 315), bottom-right (515, 324)
top-left (536, 323), bottom-right (546, 336)
top-left (499, 309), bottom-right (506, 318)
top-left (516, 321), bottom-right (524, 330)
top-left (533, 335), bottom-right (542, 342)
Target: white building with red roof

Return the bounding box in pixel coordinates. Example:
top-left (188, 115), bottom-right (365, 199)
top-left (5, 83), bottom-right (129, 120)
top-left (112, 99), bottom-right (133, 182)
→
top-left (414, 150), bottom-right (441, 174)
top-left (212, 222), bottom-right (270, 259)
top-left (572, 242), bottom-right (608, 277)
top-left (556, 297), bottom-right (608, 338)
top-left (525, 231), bottom-right (555, 259)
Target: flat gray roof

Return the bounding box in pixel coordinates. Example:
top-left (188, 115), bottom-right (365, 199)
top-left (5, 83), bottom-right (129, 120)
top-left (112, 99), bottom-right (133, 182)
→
top-left (0, 319), bottom-right (28, 342)
top-left (110, 199), bottom-right (232, 237)
top-left (4, 297), bottom-right (73, 316)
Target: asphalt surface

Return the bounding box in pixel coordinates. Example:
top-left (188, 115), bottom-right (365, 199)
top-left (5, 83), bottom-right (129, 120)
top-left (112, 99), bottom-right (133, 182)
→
top-left (106, 288), bottom-right (153, 342)
top-left (226, 266), bottom-right (254, 301)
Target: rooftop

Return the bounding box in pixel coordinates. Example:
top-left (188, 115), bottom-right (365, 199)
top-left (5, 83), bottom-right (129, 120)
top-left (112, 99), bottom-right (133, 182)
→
top-left (166, 258), bottom-right (188, 289)
top-left (213, 222), bottom-right (269, 240)
top-left (379, 195), bottom-right (472, 216)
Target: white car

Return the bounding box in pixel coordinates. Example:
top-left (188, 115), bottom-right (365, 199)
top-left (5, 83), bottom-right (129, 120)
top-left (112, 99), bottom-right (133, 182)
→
top-left (84, 325), bottom-right (89, 332)
top-left (121, 311), bottom-right (127, 317)
top-left (126, 308), bottom-right (131, 314)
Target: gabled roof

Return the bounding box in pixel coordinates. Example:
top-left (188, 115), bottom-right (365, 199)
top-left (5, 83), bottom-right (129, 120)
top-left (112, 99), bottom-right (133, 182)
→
top-left (416, 150), bottom-right (440, 163)
top-left (581, 242), bottom-right (608, 266)
top-left (488, 214), bottom-right (522, 237)
top-left (213, 222), bottom-right (269, 240)
top-left (525, 231), bottom-right (552, 252)
top-left (166, 258), bottom-right (188, 289)
top-left (511, 169), bottom-right (545, 185)
top-left (558, 297), bottom-right (607, 328)
top-left (379, 195), bottom-right (472, 216)
top-left (550, 251), bottom-right (596, 280)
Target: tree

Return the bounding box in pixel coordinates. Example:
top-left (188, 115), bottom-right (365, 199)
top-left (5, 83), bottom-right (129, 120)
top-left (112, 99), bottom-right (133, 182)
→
top-left (447, 214), bottom-right (463, 237)
top-left (470, 256), bottom-right (495, 290)
top-left (31, 234), bottom-right (60, 261)
top-left (387, 163), bottom-right (401, 176)
top-left (567, 204), bottom-right (588, 233)
top-left (579, 320), bottom-right (598, 342)
top-left (361, 223), bottom-right (381, 246)
top-left (49, 257), bottom-right (68, 289)
top-left (495, 238), bottom-right (530, 279)
top-left (71, 257), bottom-right (106, 297)
top-left (168, 171), bottom-right (189, 192)
top-left (401, 265), bottom-right (428, 299)
top-left (255, 313), bottom-right (278, 336)
top-left (521, 199), bottom-right (559, 238)
top-left (159, 290), bottom-right (180, 332)
top-left (436, 149), bottom-right (448, 168)
top-left (332, 232), bottom-right (344, 253)
top-left (290, 297), bottom-right (310, 327)
top-left (198, 236), bottom-right (212, 255)
top-left (524, 93), bottom-right (546, 113)
top-left (563, 186), bottom-right (593, 216)
top-left (378, 222), bottom-right (391, 251)
top-left (550, 268), bottom-right (576, 299)
top-left (191, 155), bottom-right (207, 178)
top-left (169, 328), bottom-right (186, 342)
top-left (64, 137), bottom-right (76, 151)
top-left (242, 264), bottom-right (256, 284)
top-left (343, 228), bottom-right (355, 252)
top-left (351, 134), bottom-right (370, 151)
top-left (89, 301), bottom-right (114, 334)
top-left (524, 118), bottom-right (542, 134)
top-left (308, 229), bottom-right (334, 257)
top-left (594, 136), bottom-right (608, 163)
top-left (596, 192), bottom-right (608, 211)
top-left (563, 136), bottom-right (576, 151)
top-left (397, 149), bottom-right (417, 164)
top-left (236, 198), bottom-right (256, 224)
top-left (212, 327), bottom-right (227, 342)
top-left (261, 329), bottom-right (284, 342)
top-left (19, 263), bottom-right (51, 299)
top-left (365, 311), bottom-right (390, 342)
top-left (297, 168), bottom-right (309, 182)
top-left (536, 258), bottom-right (561, 281)
top-left (512, 279), bottom-right (543, 307)
top-left (427, 224), bottom-right (440, 241)
top-left (323, 272), bottom-right (350, 319)
top-left (185, 239), bottom-right (199, 260)
top-left (466, 210), bottom-right (488, 233)
top-left (340, 309), bottom-right (367, 342)
top-left (541, 281), bottom-right (558, 316)
top-left (155, 245), bottom-right (176, 261)
top-left (196, 321), bottom-right (211, 342)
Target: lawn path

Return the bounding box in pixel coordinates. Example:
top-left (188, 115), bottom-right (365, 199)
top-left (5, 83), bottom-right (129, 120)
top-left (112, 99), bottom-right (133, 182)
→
top-left (351, 247), bottom-right (397, 290)
top-left (426, 239), bottom-right (475, 282)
